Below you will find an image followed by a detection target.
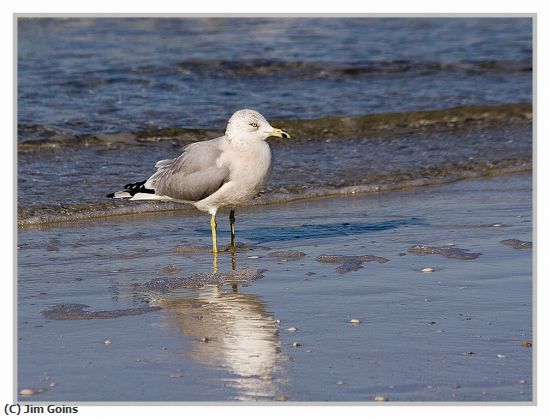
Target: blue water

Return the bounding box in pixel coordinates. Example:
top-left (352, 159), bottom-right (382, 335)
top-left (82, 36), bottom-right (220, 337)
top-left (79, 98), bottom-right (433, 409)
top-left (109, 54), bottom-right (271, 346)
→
top-left (18, 17), bottom-right (532, 138)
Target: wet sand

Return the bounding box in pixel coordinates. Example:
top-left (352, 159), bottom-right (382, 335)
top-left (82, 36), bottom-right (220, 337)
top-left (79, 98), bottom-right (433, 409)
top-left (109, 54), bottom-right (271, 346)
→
top-left (17, 173), bottom-right (532, 402)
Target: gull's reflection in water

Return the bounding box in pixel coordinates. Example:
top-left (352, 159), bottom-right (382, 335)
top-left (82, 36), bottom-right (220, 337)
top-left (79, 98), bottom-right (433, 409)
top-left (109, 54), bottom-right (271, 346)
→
top-left (157, 283), bottom-right (284, 400)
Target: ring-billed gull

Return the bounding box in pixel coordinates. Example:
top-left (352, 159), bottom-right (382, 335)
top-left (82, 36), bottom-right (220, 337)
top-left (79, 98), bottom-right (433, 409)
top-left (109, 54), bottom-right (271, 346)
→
top-left (107, 109), bottom-right (290, 253)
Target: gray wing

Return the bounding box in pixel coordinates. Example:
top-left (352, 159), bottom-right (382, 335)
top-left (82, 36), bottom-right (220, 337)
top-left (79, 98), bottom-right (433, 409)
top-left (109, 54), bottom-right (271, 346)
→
top-left (146, 137), bottom-right (230, 202)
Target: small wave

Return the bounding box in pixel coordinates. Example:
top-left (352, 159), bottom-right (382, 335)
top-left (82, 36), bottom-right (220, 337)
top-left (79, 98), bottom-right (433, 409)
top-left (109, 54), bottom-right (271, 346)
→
top-left (18, 103), bottom-right (532, 151)
top-left (17, 162), bottom-right (531, 227)
top-left (174, 58), bottom-right (532, 79)
top-left (58, 76), bottom-right (152, 92)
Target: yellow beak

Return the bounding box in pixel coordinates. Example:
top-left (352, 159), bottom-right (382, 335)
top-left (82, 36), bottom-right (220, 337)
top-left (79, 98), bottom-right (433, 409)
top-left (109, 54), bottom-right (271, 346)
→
top-left (266, 128), bottom-right (291, 139)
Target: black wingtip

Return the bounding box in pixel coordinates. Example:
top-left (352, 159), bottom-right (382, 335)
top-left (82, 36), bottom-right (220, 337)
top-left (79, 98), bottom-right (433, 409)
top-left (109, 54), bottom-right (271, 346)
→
top-left (106, 192), bottom-right (115, 198)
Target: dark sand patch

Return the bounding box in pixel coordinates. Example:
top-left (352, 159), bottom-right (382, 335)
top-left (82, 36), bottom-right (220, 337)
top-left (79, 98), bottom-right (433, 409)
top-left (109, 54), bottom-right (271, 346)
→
top-left (159, 265), bottom-right (181, 275)
top-left (316, 255), bottom-right (389, 273)
top-left (41, 304), bottom-right (161, 320)
top-left (500, 239), bottom-right (533, 249)
top-left (140, 267), bottom-right (265, 293)
top-left (96, 248), bottom-right (149, 260)
top-left (407, 245), bottom-right (481, 260)
top-left (221, 243), bottom-right (254, 252)
top-left (267, 251), bottom-right (307, 260)
top-left (172, 245), bottom-right (212, 254)
top-left (173, 243), bottom-right (253, 254)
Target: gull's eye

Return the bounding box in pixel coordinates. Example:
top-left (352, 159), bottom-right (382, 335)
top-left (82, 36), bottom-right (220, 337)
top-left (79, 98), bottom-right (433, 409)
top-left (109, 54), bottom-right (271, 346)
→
top-left (249, 122), bottom-right (259, 128)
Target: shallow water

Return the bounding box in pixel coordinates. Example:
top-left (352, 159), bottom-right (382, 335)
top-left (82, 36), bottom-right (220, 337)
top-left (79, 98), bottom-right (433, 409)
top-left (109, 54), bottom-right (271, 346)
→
top-left (17, 174), bottom-right (532, 401)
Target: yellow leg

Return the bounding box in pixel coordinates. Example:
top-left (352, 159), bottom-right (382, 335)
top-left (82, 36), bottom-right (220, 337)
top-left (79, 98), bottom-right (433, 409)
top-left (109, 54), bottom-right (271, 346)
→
top-left (210, 213), bottom-right (218, 254)
top-left (229, 210), bottom-right (236, 249)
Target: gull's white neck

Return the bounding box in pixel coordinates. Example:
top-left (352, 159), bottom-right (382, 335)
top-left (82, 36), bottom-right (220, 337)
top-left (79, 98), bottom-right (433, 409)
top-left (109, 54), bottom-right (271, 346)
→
top-left (226, 134), bottom-right (265, 151)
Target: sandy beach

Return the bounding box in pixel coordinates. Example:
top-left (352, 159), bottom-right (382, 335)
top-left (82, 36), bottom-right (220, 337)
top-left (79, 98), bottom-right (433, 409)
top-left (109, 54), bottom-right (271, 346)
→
top-left (17, 173), bottom-right (532, 402)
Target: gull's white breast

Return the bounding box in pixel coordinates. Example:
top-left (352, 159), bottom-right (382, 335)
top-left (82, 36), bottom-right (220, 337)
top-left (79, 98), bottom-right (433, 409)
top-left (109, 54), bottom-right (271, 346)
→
top-left (195, 140), bottom-right (272, 213)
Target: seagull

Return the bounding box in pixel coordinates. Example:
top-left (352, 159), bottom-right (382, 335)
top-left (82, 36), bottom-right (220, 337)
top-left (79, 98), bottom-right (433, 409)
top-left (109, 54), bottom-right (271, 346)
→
top-left (107, 109), bottom-right (290, 254)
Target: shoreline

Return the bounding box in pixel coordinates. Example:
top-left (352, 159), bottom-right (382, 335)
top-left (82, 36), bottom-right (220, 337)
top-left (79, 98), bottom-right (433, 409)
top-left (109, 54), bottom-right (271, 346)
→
top-left (17, 165), bottom-right (532, 228)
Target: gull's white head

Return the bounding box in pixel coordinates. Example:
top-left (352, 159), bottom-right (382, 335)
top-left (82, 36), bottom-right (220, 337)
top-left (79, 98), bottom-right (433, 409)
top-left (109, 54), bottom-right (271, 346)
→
top-left (225, 109), bottom-right (290, 144)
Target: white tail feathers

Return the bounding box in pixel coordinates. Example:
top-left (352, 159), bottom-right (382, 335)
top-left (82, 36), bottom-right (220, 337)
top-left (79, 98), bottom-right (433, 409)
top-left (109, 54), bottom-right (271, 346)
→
top-left (111, 191), bottom-right (132, 199)
top-left (129, 193), bottom-right (174, 201)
